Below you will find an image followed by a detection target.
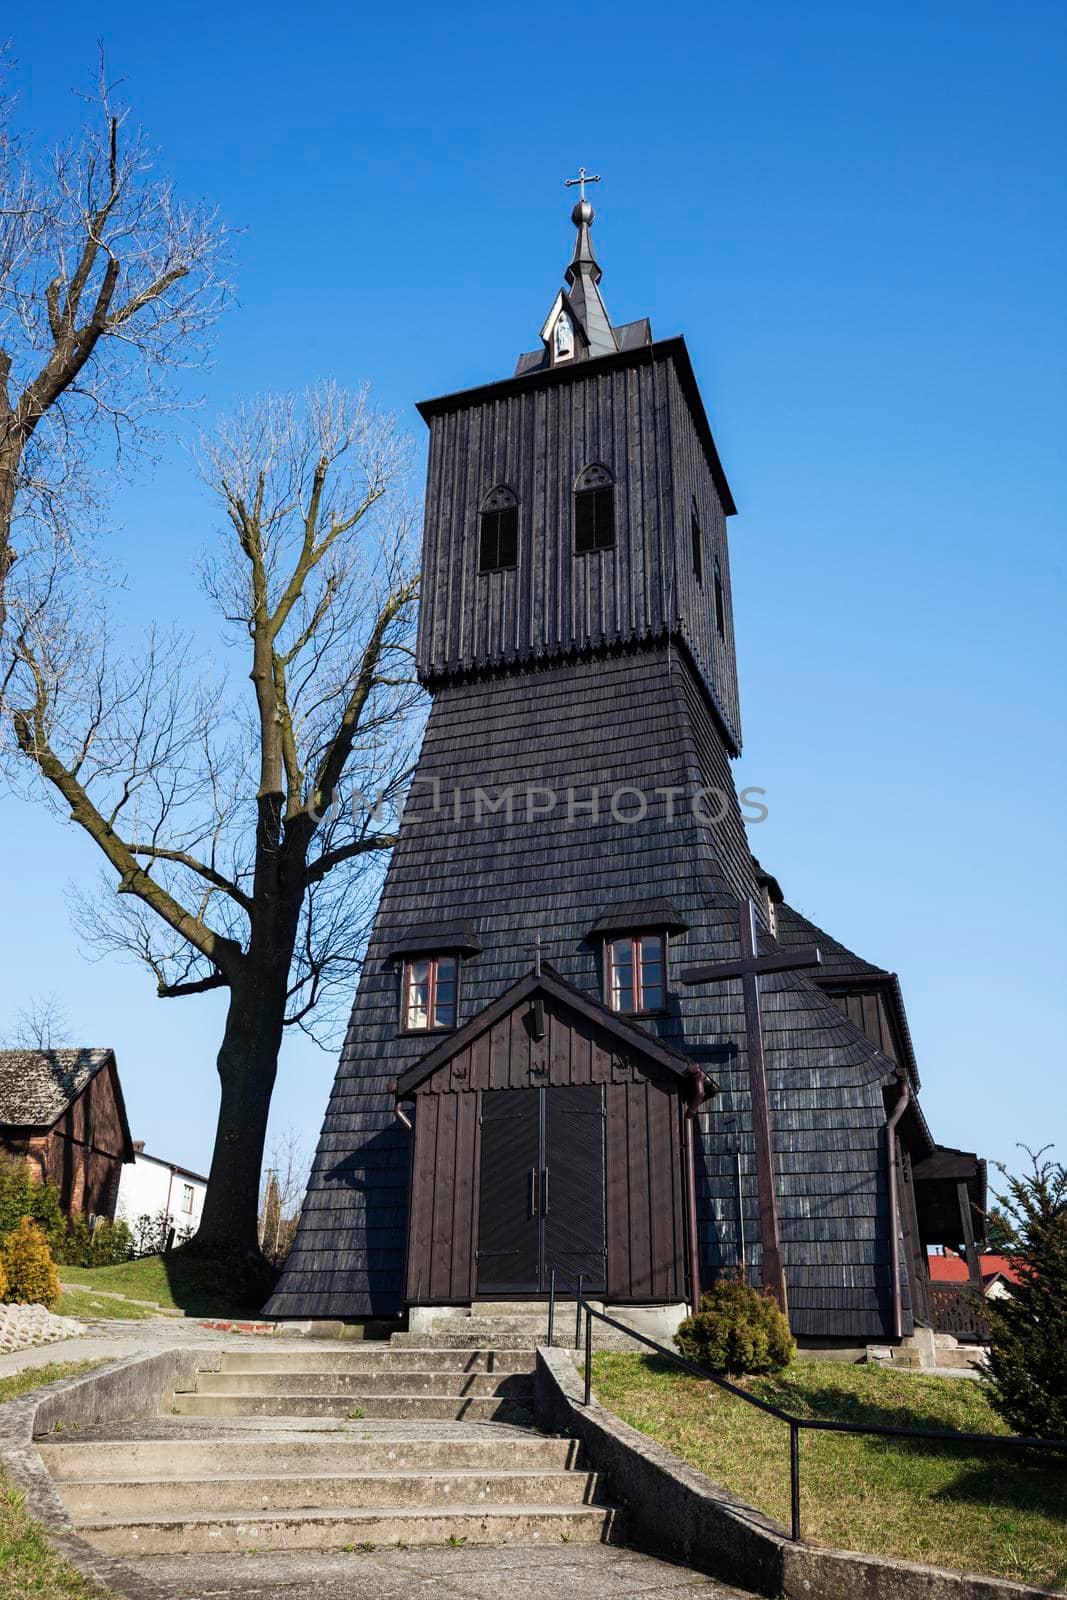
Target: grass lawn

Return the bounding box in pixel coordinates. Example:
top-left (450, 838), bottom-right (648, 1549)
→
top-left (590, 1354), bottom-right (1067, 1590)
top-left (57, 1258), bottom-right (184, 1309)
top-left (56, 1253), bottom-right (270, 1317)
top-left (0, 1362), bottom-right (112, 1598)
top-left (54, 1288), bottom-right (157, 1323)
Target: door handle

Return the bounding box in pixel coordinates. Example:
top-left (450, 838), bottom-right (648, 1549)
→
top-left (541, 1166), bottom-right (550, 1215)
top-left (528, 1168), bottom-right (538, 1218)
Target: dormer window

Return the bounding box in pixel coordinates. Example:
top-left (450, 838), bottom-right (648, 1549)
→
top-left (479, 486), bottom-right (519, 572)
top-left (607, 933), bottom-right (666, 1014)
top-left (574, 464), bottom-right (615, 553)
top-left (553, 311), bottom-right (574, 362)
top-left (403, 955), bottom-right (458, 1031)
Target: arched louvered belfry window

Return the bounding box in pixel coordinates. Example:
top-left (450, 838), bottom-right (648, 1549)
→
top-left (478, 486), bottom-right (519, 572)
top-left (574, 463), bottom-right (615, 553)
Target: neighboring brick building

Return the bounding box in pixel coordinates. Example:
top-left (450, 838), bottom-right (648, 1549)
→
top-left (0, 1049), bottom-right (135, 1221)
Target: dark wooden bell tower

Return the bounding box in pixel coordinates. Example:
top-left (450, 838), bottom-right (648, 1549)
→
top-left (414, 195), bottom-right (743, 758)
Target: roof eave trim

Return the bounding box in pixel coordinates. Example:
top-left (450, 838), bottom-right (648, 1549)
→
top-left (416, 336), bottom-right (737, 518)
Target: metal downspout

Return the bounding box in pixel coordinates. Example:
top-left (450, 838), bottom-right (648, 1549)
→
top-left (886, 1069), bottom-right (912, 1341)
top-left (685, 1069), bottom-right (709, 1314)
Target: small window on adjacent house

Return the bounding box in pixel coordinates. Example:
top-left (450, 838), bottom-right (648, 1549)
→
top-left (607, 933), bottom-right (666, 1014)
top-left (181, 1184), bottom-right (194, 1214)
top-left (403, 955), bottom-right (459, 1030)
top-left (479, 486), bottom-right (519, 572)
top-left (691, 504), bottom-right (703, 585)
top-left (713, 559), bottom-right (726, 637)
top-left (574, 464), bottom-right (615, 553)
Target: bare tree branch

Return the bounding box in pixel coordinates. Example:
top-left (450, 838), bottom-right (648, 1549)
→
top-left (0, 50), bottom-right (231, 627)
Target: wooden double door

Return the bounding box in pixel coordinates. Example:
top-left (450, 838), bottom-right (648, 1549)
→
top-left (476, 1084), bottom-right (606, 1295)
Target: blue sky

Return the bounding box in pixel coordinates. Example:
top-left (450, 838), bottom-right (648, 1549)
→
top-left (1, 1), bottom-right (1063, 1189)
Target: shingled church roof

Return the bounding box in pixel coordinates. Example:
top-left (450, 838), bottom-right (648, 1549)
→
top-left (0, 1048), bottom-right (118, 1128)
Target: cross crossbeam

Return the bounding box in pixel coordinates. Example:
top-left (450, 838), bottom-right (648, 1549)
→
top-left (564, 167), bottom-right (601, 201)
top-left (681, 899), bottom-right (821, 1313)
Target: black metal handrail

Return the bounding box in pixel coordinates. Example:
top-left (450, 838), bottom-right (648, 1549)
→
top-left (568, 1295), bottom-right (1067, 1543)
top-left (546, 1265), bottom-right (587, 1349)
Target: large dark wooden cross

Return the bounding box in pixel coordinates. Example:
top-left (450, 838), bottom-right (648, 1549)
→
top-left (681, 898), bottom-right (821, 1313)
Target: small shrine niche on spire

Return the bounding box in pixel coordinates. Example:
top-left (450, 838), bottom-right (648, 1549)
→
top-left (516, 168), bottom-right (652, 376)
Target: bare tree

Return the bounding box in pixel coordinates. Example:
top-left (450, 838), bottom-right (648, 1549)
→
top-left (3, 991), bottom-right (74, 1049)
top-left (259, 1126), bottom-right (312, 1265)
top-left (3, 385), bottom-right (421, 1274)
top-left (0, 49), bottom-right (229, 627)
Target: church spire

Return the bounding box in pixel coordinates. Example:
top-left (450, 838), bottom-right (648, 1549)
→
top-left (537, 171), bottom-right (619, 367)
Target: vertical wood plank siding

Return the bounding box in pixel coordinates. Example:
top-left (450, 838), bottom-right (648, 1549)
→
top-left (404, 995), bottom-right (687, 1305)
top-left (415, 349), bottom-right (742, 753)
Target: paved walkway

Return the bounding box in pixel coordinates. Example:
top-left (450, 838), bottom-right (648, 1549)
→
top-left (0, 1316), bottom-right (308, 1380)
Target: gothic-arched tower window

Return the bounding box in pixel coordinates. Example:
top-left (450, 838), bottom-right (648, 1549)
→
top-left (574, 463), bottom-right (615, 553)
top-left (479, 486), bottom-right (519, 572)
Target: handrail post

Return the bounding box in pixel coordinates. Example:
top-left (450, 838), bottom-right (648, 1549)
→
top-left (789, 1422), bottom-right (801, 1542)
top-left (575, 1274), bottom-right (584, 1348)
top-left (584, 1305), bottom-right (593, 1406)
top-left (547, 1268), bottom-right (556, 1347)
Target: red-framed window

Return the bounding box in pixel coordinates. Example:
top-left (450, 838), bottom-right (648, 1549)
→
top-left (403, 955), bottom-right (459, 1030)
top-left (607, 933), bottom-right (666, 1014)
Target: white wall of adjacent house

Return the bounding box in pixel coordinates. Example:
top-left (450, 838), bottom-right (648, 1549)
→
top-left (115, 1149), bottom-right (207, 1239)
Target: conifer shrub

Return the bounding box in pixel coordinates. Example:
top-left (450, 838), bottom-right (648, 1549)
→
top-left (52, 1214), bottom-right (134, 1268)
top-left (983, 1147), bottom-right (1067, 1438)
top-left (675, 1275), bottom-right (795, 1376)
top-left (0, 1155), bottom-right (64, 1251)
top-left (0, 1218), bottom-right (61, 1308)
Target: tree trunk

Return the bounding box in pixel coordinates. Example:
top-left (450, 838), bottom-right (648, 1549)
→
top-left (185, 975), bottom-right (285, 1260)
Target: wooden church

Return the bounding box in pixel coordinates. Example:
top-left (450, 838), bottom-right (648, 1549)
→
top-left (267, 183), bottom-right (986, 1344)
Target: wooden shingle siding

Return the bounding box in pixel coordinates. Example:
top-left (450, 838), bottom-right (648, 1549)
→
top-left (266, 644), bottom-right (905, 1334)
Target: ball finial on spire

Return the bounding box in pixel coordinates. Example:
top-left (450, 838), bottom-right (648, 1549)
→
top-left (571, 198), bottom-right (595, 227)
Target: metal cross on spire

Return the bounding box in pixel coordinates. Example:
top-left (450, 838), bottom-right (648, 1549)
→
top-left (564, 167), bottom-right (601, 202)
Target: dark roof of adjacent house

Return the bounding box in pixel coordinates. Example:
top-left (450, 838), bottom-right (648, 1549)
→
top-left (0, 1049), bottom-right (135, 1163)
top-left (132, 1148), bottom-right (209, 1185)
top-left (0, 1048), bottom-right (119, 1128)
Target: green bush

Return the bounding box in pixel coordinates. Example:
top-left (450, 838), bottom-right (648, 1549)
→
top-left (52, 1213), bottom-right (134, 1268)
top-left (0, 1155), bottom-right (64, 1252)
top-left (675, 1275), bottom-right (795, 1376)
top-left (0, 1218), bottom-right (61, 1308)
top-left (983, 1148), bottom-right (1067, 1438)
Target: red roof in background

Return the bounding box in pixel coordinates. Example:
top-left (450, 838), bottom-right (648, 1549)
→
top-left (928, 1251), bottom-right (1024, 1287)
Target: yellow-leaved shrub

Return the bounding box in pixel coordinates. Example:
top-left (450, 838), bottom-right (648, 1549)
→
top-left (0, 1217), bottom-right (61, 1308)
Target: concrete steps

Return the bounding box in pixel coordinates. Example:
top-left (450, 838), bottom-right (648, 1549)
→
top-left (53, 1466), bottom-right (606, 1517)
top-left (169, 1347), bottom-right (534, 1421)
top-left (39, 1345), bottom-right (623, 1558)
top-left (38, 1434), bottom-right (582, 1480)
top-left (171, 1391), bottom-right (533, 1421)
top-left (72, 1503), bottom-right (619, 1556)
top-left (190, 1368), bottom-right (533, 1396)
